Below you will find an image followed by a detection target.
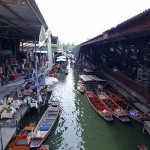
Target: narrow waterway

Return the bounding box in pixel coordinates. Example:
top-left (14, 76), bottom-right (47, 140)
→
top-left (22, 66), bottom-right (150, 150)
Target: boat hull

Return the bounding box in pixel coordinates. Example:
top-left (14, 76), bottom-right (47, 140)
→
top-left (138, 145), bottom-right (148, 150)
top-left (38, 145), bottom-right (49, 150)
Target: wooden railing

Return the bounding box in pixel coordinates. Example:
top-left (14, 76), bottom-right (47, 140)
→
top-left (103, 68), bottom-right (150, 103)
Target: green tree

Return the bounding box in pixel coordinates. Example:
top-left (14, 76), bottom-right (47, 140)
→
top-left (61, 43), bottom-right (76, 51)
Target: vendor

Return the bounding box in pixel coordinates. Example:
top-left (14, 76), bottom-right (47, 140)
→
top-left (7, 94), bottom-right (13, 104)
top-left (98, 84), bottom-right (103, 91)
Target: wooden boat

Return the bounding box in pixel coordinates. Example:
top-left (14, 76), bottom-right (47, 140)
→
top-left (77, 80), bottom-right (85, 93)
top-left (9, 123), bottom-right (35, 150)
top-left (86, 91), bottom-right (113, 121)
top-left (30, 101), bottom-right (60, 148)
top-left (106, 88), bottom-right (150, 123)
top-left (37, 144), bottom-right (49, 150)
top-left (138, 145), bottom-right (148, 150)
top-left (97, 92), bottom-right (130, 122)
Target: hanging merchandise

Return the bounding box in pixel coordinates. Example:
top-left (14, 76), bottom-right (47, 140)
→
top-left (0, 65), bottom-right (3, 74)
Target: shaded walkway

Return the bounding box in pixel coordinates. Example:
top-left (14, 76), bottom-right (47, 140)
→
top-left (0, 75), bottom-right (24, 99)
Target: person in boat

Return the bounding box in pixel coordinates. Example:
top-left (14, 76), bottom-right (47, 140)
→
top-left (78, 80), bottom-right (82, 85)
top-left (98, 84), bottom-right (103, 92)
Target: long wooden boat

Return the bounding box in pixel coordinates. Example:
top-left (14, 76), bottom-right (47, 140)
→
top-left (37, 145), bottom-right (49, 150)
top-left (138, 145), bottom-right (148, 150)
top-left (30, 102), bottom-right (60, 148)
top-left (9, 123), bottom-right (35, 150)
top-left (106, 88), bottom-right (150, 123)
top-left (86, 91), bottom-right (113, 121)
top-left (97, 92), bottom-right (130, 122)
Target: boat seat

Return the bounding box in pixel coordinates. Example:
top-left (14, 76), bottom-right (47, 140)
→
top-left (46, 114), bottom-right (57, 117)
top-left (42, 120), bottom-right (54, 122)
top-left (44, 117), bottom-right (56, 120)
top-left (40, 122), bottom-right (53, 126)
top-left (48, 110), bottom-right (58, 112)
top-left (41, 120), bottom-right (54, 125)
top-left (47, 112), bottom-right (58, 114)
top-left (43, 119), bottom-right (54, 122)
top-left (47, 113), bottom-right (57, 116)
top-left (47, 113), bottom-right (58, 116)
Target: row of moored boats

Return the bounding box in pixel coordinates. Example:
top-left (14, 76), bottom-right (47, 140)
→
top-left (77, 71), bottom-right (150, 124)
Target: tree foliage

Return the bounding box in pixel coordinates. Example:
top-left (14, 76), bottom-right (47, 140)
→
top-left (51, 43), bottom-right (57, 52)
top-left (61, 43), bottom-right (76, 51)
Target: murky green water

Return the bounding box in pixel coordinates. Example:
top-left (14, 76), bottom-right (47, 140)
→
top-left (23, 67), bottom-right (150, 150)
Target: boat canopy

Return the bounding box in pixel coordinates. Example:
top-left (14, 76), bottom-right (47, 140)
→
top-left (80, 74), bottom-right (106, 82)
top-left (88, 75), bottom-right (106, 81)
top-left (83, 68), bottom-right (94, 73)
top-left (79, 75), bottom-right (93, 82)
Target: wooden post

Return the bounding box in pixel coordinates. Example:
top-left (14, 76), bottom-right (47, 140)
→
top-left (22, 40), bottom-right (23, 52)
top-left (14, 38), bottom-right (16, 59)
top-left (37, 105), bottom-right (40, 113)
top-left (143, 122), bottom-right (145, 134)
top-left (0, 126), bottom-right (3, 150)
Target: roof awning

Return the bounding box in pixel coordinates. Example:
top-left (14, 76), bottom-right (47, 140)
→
top-left (88, 75), bottom-right (106, 81)
top-left (79, 75), bottom-right (93, 82)
top-left (84, 68), bottom-right (94, 73)
top-left (0, 0), bottom-right (48, 41)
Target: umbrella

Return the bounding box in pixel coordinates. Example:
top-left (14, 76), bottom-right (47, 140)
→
top-left (129, 110), bottom-right (138, 116)
top-left (45, 77), bottom-right (58, 84)
top-left (39, 77), bottom-right (53, 86)
top-left (39, 77), bottom-right (58, 86)
top-left (56, 58), bottom-right (67, 62)
top-left (57, 56), bottom-right (66, 59)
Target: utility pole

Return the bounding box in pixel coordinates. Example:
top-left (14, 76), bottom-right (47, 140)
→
top-left (47, 30), bottom-right (52, 70)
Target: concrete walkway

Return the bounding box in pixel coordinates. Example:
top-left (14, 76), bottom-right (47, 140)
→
top-left (1, 127), bottom-right (16, 150)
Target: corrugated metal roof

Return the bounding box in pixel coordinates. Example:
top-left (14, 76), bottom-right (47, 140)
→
top-left (105, 9), bottom-right (150, 34)
top-left (79, 9), bottom-right (150, 46)
top-left (0, 0), bottom-right (48, 41)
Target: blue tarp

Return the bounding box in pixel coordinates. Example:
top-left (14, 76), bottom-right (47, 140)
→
top-left (39, 126), bottom-right (51, 131)
top-left (129, 110), bottom-right (138, 116)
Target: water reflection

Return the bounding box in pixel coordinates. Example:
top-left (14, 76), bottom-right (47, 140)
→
top-left (49, 68), bottom-right (85, 150)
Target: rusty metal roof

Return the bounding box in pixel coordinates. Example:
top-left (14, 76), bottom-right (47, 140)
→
top-left (0, 0), bottom-right (48, 41)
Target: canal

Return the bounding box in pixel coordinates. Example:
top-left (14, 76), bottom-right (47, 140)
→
top-left (21, 66), bottom-right (150, 150)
